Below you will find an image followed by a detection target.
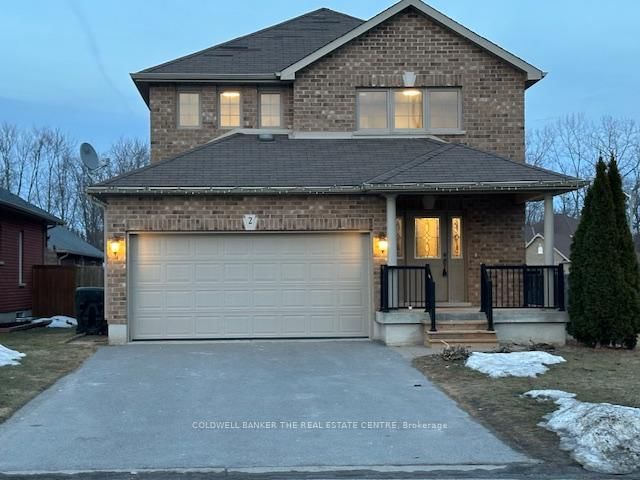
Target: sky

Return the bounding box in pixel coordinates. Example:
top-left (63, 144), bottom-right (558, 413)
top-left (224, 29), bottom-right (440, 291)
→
top-left (1, 0), bottom-right (638, 154)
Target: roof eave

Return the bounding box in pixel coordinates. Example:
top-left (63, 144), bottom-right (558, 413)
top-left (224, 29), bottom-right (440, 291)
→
top-left (131, 73), bottom-right (283, 106)
top-left (87, 180), bottom-right (587, 198)
top-left (0, 201), bottom-right (63, 225)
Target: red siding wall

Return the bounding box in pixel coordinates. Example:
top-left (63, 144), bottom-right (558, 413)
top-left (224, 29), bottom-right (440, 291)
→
top-left (0, 210), bottom-right (46, 313)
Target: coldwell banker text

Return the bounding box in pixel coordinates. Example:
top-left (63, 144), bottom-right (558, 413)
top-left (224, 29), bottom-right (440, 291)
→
top-left (192, 420), bottom-right (448, 430)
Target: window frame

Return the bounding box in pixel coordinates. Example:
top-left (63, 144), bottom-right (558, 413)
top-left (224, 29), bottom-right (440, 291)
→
top-left (426, 88), bottom-right (463, 134)
top-left (18, 230), bottom-right (25, 286)
top-left (356, 89), bottom-right (390, 133)
top-left (356, 87), bottom-right (463, 135)
top-left (176, 90), bottom-right (202, 129)
top-left (258, 91), bottom-right (283, 128)
top-left (414, 216), bottom-right (441, 260)
top-left (218, 89), bottom-right (242, 129)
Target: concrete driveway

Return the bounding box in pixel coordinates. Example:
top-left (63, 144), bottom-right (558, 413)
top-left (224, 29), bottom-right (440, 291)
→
top-left (0, 341), bottom-right (528, 474)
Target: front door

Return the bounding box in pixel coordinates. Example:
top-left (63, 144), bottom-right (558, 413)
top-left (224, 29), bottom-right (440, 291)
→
top-left (403, 213), bottom-right (465, 303)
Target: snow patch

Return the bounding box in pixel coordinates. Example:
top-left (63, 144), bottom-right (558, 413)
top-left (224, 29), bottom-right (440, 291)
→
top-left (465, 351), bottom-right (565, 378)
top-left (524, 389), bottom-right (640, 474)
top-left (0, 345), bottom-right (26, 367)
top-left (44, 316), bottom-right (77, 328)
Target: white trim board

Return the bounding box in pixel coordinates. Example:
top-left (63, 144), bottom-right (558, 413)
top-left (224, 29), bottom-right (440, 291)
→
top-left (278, 0), bottom-right (545, 83)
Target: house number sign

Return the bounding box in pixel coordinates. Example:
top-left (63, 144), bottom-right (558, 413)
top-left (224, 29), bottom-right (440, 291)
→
top-left (243, 214), bottom-right (258, 231)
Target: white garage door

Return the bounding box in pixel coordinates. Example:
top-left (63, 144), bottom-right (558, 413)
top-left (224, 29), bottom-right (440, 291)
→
top-left (129, 232), bottom-right (371, 340)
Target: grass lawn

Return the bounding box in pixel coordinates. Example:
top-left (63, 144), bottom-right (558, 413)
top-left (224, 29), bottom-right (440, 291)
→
top-left (0, 328), bottom-right (97, 423)
top-left (413, 344), bottom-right (640, 466)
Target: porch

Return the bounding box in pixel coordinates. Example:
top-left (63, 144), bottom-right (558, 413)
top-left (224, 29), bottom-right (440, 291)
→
top-left (374, 192), bottom-right (570, 347)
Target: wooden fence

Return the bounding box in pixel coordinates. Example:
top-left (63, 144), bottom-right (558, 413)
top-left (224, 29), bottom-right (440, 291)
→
top-left (32, 265), bottom-right (104, 318)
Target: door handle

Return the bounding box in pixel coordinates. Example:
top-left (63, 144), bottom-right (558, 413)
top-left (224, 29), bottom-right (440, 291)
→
top-left (442, 251), bottom-right (448, 277)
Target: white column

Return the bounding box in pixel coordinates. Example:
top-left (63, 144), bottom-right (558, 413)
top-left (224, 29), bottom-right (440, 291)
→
top-left (386, 194), bottom-right (397, 266)
top-left (543, 194), bottom-right (555, 266)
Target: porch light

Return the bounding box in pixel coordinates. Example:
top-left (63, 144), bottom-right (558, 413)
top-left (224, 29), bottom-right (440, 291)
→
top-left (109, 236), bottom-right (123, 259)
top-left (401, 89), bottom-right (421, 97)
top-left (376, 235), bottom-right (389, 256)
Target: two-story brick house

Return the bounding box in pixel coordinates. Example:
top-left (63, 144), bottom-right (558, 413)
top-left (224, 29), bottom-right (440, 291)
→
top-left (89, 0), bottom-right (585, 345)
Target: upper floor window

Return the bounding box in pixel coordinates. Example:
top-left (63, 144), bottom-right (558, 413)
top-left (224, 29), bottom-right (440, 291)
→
top-left (177, 92), bottom-right (200, 128)
top-left (428, 89), bottom-right (461, 130)
top-left (220, 91), bottom-right (241, 128)
top-left (260, 93), bottom-right (281, 128)
top-left (393, 89), bottom-right (423, 129)
top-left (357, 88), bottom-right (462, 134)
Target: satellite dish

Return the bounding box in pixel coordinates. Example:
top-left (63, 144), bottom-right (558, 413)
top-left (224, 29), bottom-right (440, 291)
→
top-left (80, 142), bottom-right (100, 171)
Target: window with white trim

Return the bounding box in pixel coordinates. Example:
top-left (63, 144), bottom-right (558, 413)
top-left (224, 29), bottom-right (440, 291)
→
top-left (260, 93), bottom-right (281, 127)
top-left (177, 92), bottom-right (200, 128)
top-left (357, 88), bottom-right (462, 133)
top-left (219, 91), bottom-right (241, 128)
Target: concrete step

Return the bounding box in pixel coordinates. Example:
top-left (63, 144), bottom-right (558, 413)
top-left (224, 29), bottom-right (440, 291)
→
top-left (435, 321), bottom-right (488, 331)
top-left (428, 330), bottom-right (497, 340)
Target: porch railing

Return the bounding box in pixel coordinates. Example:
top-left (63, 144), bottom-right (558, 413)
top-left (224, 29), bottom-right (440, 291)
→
top-left (480, 264), bottom-right (565, 312)
top-left (380, 264), bottom-right (437, 331)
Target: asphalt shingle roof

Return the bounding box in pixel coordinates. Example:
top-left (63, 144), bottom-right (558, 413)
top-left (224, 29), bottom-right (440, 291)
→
top-left (92, 134), bottom-right (584, 194)
top-left (0, 188), bottom-right (62, 224)
top-left (138, 9), bottom-right (363, 75)
top-left (47, 226), bottom-right (103, 260)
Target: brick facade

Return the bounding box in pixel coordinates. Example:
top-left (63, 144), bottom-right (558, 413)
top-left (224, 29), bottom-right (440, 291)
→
top-left (103, 194), bottom-right (524, 327)
top-left (150, 85), bottom-right (293, 162)
top-left (293, 8), bottom-right (526, 161)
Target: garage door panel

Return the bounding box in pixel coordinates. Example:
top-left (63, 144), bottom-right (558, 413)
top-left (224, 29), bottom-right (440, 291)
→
top-left (130, 233), bottom-right (370, 340)
top-left (194, 264), bottom-right (222, 282)
top-left (166, 264), bottom-right (192, 283)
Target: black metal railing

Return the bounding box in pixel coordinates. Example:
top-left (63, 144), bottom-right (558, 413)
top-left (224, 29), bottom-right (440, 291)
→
top-left (480, 265), bottom-right (494, 331)
top-left (380, 264), bottom-right (437, 331)
top-left (480, 264), bottom-right (565, 311)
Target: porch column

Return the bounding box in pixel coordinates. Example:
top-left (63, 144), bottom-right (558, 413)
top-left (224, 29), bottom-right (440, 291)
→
top-left (543, 194), bottom-right (555, 266)
top-left (386, 194), bottom-right (397, 266)
top-left (543, 193), bottom-right (555, 307)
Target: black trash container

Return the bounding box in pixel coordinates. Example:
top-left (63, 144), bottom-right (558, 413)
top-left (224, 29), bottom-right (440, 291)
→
top-left (75, 287), bottom-right (106, 335)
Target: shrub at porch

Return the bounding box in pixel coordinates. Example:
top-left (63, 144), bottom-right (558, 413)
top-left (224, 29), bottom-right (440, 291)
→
top-left (568, 157), bottom-right (640, 348)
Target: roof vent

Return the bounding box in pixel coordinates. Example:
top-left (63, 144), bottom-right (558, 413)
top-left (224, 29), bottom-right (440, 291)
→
top-left (258, 134), bottom-right (275, 142)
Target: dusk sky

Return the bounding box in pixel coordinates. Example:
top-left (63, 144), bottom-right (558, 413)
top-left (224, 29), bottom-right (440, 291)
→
top-left (1, 0), bottom-right (638, 153)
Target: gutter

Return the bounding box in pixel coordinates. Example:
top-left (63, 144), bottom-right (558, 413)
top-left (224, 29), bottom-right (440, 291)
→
top-left (86, 180), bottom-right (589, 197)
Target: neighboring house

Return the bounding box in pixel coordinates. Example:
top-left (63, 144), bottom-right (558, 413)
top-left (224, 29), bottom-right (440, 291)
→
top-left (46, 226), bottom-right (104, 266)
top-left (88, 0), bottom-right (586, 345)
top-left (526, 214), bottom-right (578, 272)
top-left (0, 188), bottom-right (62, 322)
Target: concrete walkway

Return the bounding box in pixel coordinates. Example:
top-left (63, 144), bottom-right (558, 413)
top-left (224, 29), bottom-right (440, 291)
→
top-left (0, 341), bottom-right (528, 473)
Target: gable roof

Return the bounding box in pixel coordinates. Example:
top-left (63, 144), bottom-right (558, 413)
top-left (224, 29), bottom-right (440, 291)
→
top-left (279, 0), bottom-right (545, 84)
top-left (131, 0), bottom-right (545, 103)
top-left (131, 8), bottom-right (363, 102)
top-left (47, 226), bottom-right (103, 260)
top-left (88, 134), bottom-right (585, 196)
top-left (0, 188), bottom-right (62, 224)
top-left (526, 214), bottom-right (580, 259)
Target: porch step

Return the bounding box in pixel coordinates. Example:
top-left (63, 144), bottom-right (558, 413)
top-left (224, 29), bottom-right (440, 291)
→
top-left (425, 327), bottom-right (498, 349)
top-left (435, 320), bottom-right (487, 331)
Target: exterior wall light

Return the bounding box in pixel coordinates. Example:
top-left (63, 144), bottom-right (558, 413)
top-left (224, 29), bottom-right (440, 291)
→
top-left (109, 236), bottom-right (124, 260)
top-left (376, 235), bottom-right (389, 257)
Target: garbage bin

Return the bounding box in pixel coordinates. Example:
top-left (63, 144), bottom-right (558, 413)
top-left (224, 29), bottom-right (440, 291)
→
top-left (75, 287), bottom-right (106, 335)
